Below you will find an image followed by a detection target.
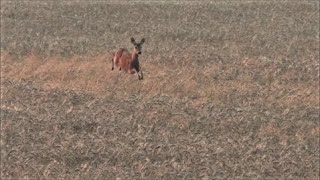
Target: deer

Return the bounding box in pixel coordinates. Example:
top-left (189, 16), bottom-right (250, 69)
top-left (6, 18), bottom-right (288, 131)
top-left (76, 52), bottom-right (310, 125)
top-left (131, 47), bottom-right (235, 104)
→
top-left (111, 37), bottom-right (145, 80)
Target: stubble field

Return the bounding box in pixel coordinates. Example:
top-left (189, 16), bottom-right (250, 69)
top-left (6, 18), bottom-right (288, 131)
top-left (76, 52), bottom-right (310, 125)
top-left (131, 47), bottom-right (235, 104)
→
top-left (1, 0), bottom-right (319, 179)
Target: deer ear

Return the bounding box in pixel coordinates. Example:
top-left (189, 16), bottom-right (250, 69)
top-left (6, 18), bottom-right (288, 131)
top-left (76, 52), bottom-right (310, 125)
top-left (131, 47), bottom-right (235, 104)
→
top-left (140, 38), bottom-right (145, 44)
top-left (131, 37), bottom-right (136, 45)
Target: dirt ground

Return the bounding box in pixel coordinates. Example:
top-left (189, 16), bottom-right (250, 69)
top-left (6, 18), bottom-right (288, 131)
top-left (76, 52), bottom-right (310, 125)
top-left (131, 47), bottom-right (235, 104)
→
top-left (1, 0), bottom-right (319, 179)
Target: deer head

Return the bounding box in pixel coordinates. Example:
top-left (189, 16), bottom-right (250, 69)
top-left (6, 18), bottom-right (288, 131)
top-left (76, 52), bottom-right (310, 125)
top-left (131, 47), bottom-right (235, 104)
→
top-left (131, 37), bottom-right (145, 55)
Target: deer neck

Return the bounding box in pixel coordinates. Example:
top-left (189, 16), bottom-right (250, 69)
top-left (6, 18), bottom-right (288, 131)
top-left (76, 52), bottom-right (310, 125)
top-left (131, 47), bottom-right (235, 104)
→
top-left (131, 49), bottom-right (139, 60)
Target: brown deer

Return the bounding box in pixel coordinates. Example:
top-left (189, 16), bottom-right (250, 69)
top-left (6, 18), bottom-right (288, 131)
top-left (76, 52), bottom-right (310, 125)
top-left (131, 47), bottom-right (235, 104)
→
top-left (111, 37), bottom-right (145, 80)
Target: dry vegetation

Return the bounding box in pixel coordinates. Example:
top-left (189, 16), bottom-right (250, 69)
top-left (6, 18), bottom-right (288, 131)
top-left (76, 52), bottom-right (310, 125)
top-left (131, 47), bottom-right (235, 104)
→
top-left (1, 0), bottom-right (319, 179)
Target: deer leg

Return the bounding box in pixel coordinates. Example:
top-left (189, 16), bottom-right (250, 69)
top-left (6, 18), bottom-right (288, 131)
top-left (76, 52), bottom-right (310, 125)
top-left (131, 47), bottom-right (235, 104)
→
top-left (139, 70), bottom-right (143, 80)
top-left (111, 58), bottom-right (114, 70)
top-left (129, 69), bottom-right (136, 74)
top-left (135, 67), bottom-right (143, 80)
top-left (137, 70), bottom-right (143, 80)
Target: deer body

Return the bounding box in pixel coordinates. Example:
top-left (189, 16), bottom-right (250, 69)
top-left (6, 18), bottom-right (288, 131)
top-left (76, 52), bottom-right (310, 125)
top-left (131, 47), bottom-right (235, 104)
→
top-left (112, 38), bottom-right (145, 80)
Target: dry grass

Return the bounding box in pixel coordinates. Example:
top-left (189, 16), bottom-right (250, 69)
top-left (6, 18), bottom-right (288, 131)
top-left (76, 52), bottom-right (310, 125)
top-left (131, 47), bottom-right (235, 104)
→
top-left (2, 52), bottom-right (318, 108)
top-left (1, 0), bottom-right (319, 179)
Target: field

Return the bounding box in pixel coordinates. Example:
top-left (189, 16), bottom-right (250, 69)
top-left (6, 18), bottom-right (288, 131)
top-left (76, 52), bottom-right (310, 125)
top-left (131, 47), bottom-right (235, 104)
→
top-left (1, 0), bottom-right (319, 179)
